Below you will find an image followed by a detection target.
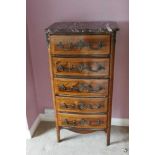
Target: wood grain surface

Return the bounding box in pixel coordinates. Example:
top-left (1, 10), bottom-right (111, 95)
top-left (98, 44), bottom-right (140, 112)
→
top-left (56, 96), bottom-right (108, 113)
top-left (58, 113), bottom-right (107, 129)
top-left (50, 35), bottom-right (110, 55)
top-left (47, 27), bottom-right (118, 145)
top-left (54, 78), bottom-right (109, 97)
top-left (52, 58), bottom-right (110, 77)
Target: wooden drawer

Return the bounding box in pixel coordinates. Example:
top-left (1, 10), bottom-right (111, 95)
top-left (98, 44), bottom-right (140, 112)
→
top-left (58, 113), bottom-right (107, 129)
top-left (56, 96), bottom-right (108, 113)
top-left (53, 58), bottom-right (110, 77)
top-left (54, 78), bottom-right (109, 97)
top-left (50, 35), bottom-right (110, 55)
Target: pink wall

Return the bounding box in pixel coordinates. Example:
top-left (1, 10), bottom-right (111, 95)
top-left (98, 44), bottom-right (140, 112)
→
top-left (27, 0), bottom-right (129, 126)
top-left (26, 29), bottom-right (39, 128)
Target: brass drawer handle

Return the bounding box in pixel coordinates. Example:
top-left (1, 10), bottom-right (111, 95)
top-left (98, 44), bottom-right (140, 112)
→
top-left (57, 65), bottom-right (64, 72)
top-left (63, 119), bottom-right (89, 126)
top-left (56, 40), bottom-right (104, 50)
top-left (89, 41), bottom-right (104, 50)
top-left (58, 83), bottom-right (104, 93)
top-left (62, 119), bottom-right (104, 126)
top-left (78, 103), bottom-right (104, 110)
top-left (60, 102), bottom-right (104, 110)
top-left (78, 103), bottom-right (85, 110)
top-left (79, 119), bottom-right (89, 125)
top-left (63, 119), bottom-right (77, 126)
top-left (59, 84), bottom-right (66, 91)
top-left (91, 103), bottom-right (104, 109)
top-left (60, 103), bottom-right (76, 109)
top-left (94, 120), bottom-right (104, 126)
top-left (57, 63), bottom-right (105, 73)
top-left (89, 64), bottom-right (105, 72)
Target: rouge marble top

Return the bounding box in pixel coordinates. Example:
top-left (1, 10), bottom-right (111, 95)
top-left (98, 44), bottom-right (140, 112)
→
top-left (45, 22), bottom-right (119, 35)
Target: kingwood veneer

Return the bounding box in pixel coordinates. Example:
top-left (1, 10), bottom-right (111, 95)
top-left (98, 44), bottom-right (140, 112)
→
top-left (45, 22), bottom-right (119, 145)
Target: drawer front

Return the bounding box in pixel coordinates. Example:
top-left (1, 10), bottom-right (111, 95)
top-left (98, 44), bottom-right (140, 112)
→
top-left (56, 96), bottom-right (108, 113)
top-left (53, 58), bottom-right (110, 77)
top-left (54, 78), bottom-right (109, 97)
top-left (58, 113), bottom-right (107, 129)
top-left (50, 35), bottom-right (110, 55)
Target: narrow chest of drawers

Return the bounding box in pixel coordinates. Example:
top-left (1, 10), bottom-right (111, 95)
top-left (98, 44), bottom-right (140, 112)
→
top-left (45, 22), bottom-right (119, 146)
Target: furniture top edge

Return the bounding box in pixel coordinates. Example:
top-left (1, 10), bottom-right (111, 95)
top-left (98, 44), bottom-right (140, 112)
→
top-left (45, 21), bottom-right (119, 36)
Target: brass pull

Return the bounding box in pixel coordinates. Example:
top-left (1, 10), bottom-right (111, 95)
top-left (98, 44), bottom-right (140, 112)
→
top-left (88, 64), bottom-right (105, 72)
top-left (62, 119), bottom-right (103, 126)
top-left (77, 83), bottom-right (104, 93)
top-left (56, 41), bottom-right (64, 49)
top-left (89, 41), bottom-right (104, 50)
top-left (96, 120), bottom-right (103, 125)
top-left (78, 103), bottom-right (86, 110)
top-left (59, 84), bottom-right (66, 91)
top-left (63, 119), bottom-right (77, 126)
top-left (60, 103), bottom-right (76, 109)
top-left (92, 103), bottom-right (104, 109)
top-left (63, 119), bottom-right (89, 126)
top-left (90, 120), bottom-right (104, 126)
top-left (58, 83), bottom-right (104, 93)
top-left (56, 40), bottom-right (104, 50)
top-left (57, 65), bottom-right (64, 72)
top-left (63, 119), bottom-right (68, 125)
top-left (60, 102), bottom-right (104, 110)
top-left (57, 63), bottom-right (105, 73)
top-left (79, 119), bottom-right (89, 126)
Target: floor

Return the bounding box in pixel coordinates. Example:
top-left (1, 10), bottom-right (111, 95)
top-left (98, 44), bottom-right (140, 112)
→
top-left (27, 121), bottom-right (129, 155)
